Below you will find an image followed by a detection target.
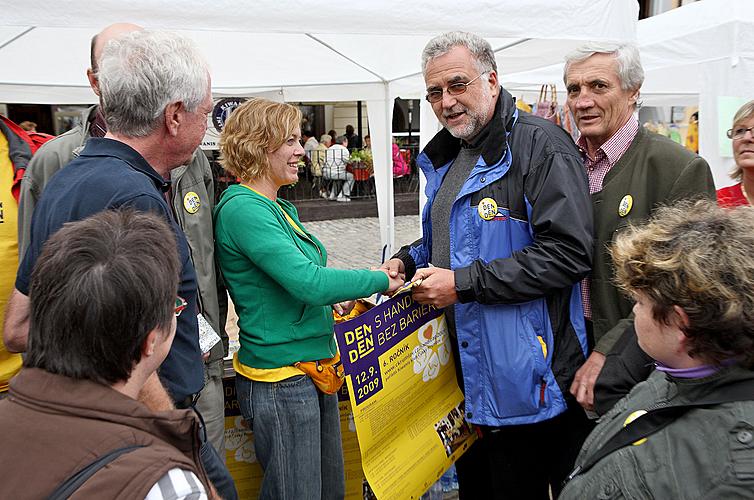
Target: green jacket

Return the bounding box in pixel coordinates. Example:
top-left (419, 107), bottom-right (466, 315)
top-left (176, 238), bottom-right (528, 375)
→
top-left (560, 366), bottom-right (754, 499)
top-left (591, 127), bottom-right (715, 353)
top-left (214, 184), bottom-right (388, 368)
top-left (17, 106), bottom-right (226, 362)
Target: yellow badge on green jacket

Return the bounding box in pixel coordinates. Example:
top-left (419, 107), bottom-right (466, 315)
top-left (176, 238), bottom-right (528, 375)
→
top-left (184, 191), bottom-right (201, 214)
top-left (618, 195), bottom-right (633, 217)
top-left (477, 197), bottom-right (498, 221)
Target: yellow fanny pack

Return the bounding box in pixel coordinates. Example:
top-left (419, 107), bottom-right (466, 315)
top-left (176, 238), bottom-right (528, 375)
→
top-left (294, 353), bottom-right (344, 394)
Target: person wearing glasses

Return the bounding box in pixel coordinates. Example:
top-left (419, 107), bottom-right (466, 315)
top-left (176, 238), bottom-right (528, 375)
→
top-left (214, 98), bottom-right (403, 500)
top-left (381, 31), bottom-right (594, 499)
top-left (0, 210), bottom-right (214, 499)
top-left (718, 100), bottom-right (754, 207)
top-left (563, 42), bottom-right (716, 418)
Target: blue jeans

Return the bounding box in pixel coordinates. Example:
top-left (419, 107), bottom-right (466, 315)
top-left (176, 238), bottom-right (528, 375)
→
top-left (236, 374), bottom-right (345, 500)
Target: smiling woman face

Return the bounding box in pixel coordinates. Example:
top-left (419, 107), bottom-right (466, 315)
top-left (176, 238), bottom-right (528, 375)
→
top-left (266, 126), bottom-right (304, 189)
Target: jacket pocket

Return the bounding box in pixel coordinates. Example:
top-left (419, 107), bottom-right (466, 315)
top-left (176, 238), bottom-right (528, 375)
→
top-left (484, 302), bottom-right (550, 419)
top-left (290, 303), bottom-right (330, 341)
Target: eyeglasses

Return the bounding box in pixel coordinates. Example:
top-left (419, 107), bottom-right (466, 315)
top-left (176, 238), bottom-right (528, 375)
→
top-left (727, 126), bottom-right (754, 140)
top-left (425, 72), bottom-right (487, 103)
top-left (175, 296), bottom-right (188, 317)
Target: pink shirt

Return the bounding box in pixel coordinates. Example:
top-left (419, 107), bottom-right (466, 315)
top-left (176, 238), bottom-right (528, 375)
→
top-left (577, 117), bottom-right (639, 320)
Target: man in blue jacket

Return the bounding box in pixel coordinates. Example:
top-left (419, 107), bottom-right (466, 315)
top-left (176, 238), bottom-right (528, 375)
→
top-left (384, 32), bottom-right (594, 499)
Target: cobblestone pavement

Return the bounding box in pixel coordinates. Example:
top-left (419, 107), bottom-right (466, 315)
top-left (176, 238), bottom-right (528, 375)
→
top-left (306, 215), bottom-right (421, 269)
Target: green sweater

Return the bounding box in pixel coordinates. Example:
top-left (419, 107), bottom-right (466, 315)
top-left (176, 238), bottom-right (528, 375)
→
top-left (214, 184), bottom-right (388, 368)
top-left (591, 127), bottom-right (715, 354)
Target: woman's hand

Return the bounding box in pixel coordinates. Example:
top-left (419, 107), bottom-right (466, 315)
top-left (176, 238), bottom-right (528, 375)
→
top-left (379, 268), bottom-right (405, 295)
top-left (379, 258), bottom-right (405, 281)
top-left (333, 300), bottom-right (356, 316)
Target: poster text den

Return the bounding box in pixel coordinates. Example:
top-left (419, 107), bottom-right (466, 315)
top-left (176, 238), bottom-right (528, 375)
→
top-left (342, 295), bottom-right (435, 363)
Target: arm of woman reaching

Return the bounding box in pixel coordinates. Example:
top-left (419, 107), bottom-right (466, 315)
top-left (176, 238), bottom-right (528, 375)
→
top-left (216, 198), bottom-right (403, 305)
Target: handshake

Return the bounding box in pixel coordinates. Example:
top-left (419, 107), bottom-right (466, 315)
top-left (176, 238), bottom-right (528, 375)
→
top-left (375, 259), bottom-right (459, 309)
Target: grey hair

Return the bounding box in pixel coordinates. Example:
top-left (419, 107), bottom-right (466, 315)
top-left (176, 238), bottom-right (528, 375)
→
top-left (563, 42), bottom-right (645, 92)
top-left (422, 31), bottom-right (497, 77)
top-left (730, 100), bottom-right (754, 181)
top-left (98, 30), bottom-right (210, 137)
top-left (320, 134), bottom-right (332, 143)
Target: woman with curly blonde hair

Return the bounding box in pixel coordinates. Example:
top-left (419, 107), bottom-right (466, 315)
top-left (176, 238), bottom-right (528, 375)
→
top-left (214, 98), bottom-right (402, 499)
top-left (561, 200), bottom-right (754, 498)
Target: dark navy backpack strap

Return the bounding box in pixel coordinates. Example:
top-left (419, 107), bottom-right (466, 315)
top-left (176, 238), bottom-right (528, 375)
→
top-left (47, 444), bottom-right (146, 500)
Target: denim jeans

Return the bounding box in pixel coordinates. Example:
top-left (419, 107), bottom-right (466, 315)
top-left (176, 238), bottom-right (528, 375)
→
top-left (236, 374), bottom-right (345, 500)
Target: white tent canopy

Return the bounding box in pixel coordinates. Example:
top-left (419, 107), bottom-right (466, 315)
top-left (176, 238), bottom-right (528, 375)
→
top-left (502, 0), bottom-right (753, 188)
top-left (0, 0), bottom-right (638, 254)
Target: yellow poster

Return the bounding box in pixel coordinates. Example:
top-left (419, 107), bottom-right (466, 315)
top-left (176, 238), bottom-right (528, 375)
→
top-left (334, 293), bottom-right (476, 500)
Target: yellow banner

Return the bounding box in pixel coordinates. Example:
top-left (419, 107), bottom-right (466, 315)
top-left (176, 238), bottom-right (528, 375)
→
top-left (334, 294), bottom-right (476, 499)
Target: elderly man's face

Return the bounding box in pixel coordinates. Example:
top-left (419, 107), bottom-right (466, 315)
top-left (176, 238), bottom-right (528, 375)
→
top-left (565, 53), bottom-right (638, 152)
top-left (177, 83), bottom-right (213, 165)
top-left (424, 46), bottom-right (498, 140)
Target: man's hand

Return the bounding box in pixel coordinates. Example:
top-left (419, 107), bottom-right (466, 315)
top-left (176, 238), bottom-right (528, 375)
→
top-left (411, 267), bottom-right (458, 308)
top-left (570, 351), bottom-right (606, 411)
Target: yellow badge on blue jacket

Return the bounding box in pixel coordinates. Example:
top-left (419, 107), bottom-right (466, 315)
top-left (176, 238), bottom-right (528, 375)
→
top-left (618, 195), bottom-right (633, 217)
top-left (184, 191), bottom-right (201, 214)
top-left (478, 198), bottom-right (498, 221)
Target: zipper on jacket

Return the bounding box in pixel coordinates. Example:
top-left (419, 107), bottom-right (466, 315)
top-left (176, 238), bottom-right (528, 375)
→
top-left (539, 379), bottom-right (546, 406)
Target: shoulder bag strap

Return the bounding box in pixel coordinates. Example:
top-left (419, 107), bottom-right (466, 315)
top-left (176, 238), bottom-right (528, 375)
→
top-left (47, 445), bottom-right (146, 500)
top-left (565, 377), bottom-right (754, 483)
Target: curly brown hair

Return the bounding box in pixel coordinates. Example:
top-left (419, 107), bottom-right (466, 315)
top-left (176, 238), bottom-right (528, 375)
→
top-left (611, 200), bottom-right (754, 367)
top-left (219, 98), bottom-right (302, 182)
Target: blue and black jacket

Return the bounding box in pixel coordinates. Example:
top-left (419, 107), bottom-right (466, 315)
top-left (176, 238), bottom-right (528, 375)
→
top-left (394, 89), bottom-right (593, 426)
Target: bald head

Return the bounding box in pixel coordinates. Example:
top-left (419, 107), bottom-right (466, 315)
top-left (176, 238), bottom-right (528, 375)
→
top-left (88, 23), bottom-right (142, 95)
top-left (90, 23), bottom-right (142, 72)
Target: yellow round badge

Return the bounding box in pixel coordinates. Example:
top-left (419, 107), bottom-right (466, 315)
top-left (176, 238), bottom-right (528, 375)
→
top-left (623, 409), bottom-right (648, 445)
top-left (477, 197), bottom-right (498, 221)
top-left (183, 191), bottom-right (201, 214)
top-left (618, 195), bottom-right (633, 217)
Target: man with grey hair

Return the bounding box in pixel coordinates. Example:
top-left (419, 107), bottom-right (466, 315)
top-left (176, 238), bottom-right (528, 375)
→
top-left (563, 42), bottom-right (715, 415)
top-left (4, 29), bottom-right (237, 499)
top-left (383, 31), bottom-right (594, 498)
top-left (15, 24), bottom-right (228, 462)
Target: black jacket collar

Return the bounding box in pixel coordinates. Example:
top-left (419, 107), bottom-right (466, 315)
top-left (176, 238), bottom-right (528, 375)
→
top-left (422, 87), bottom-right (516, 170)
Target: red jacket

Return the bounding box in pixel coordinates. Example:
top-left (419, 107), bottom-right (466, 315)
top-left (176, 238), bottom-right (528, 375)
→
top-left (0, 115), bottom-right (53, 202)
